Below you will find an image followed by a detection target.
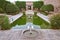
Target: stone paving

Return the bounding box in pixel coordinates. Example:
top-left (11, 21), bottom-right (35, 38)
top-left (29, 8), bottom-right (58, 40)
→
top-left (0, 29), bottom-right (60, 40)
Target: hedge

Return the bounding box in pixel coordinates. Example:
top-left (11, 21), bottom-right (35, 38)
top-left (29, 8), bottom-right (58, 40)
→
top-left (15, 1), bottom-right (26, 11)
top-left (5, 1), bottom-right (20, 15)
top-left (0, 1), bottom-right (20, 15)
top-left (41, 4), bottom-right (54, 12)
top-left (50, 14), bottom-right (60, 29)
top-left (0, 0), bottom-right (5, 10)
top-left (33, 1), bottom-right (44, 9)
top-left (0, 8), bottom-right (5, 13)
top-left (0, 15), bottom-right (11, 30)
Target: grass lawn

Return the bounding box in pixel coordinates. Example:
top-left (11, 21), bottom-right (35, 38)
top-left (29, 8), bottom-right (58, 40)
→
top-left (11, 13), bottom-right (26, 27)
top-left (33, 13), bottom-right (51, 29)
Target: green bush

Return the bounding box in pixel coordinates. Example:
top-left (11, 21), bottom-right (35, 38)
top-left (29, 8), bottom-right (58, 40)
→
top-left (15, 1), bottom-right (26, 11)
top-left (0, 8), bottom-right (5, 13)
top-left (40, 11), bottom-right (48, 15)
top-left (0, 15), bottom-right (11, 30)
top-left (33, 1), bottom-right (44, 9)
top-left (50, 14), bottom-right (60, 29)
top-left (5, 1), bottom-right (20, 15)
top-left (0, 0), bottom-right (5, 10)
top-left (0, 0), bottom-right (6, 13)
top-left (41, 4), bottom-right (54, 12)
top-left (0, 1), bottom-right (20, 15)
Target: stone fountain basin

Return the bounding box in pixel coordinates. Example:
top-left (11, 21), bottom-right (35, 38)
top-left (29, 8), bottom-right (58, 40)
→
top-left (23, 29), bottom-right (39, 38)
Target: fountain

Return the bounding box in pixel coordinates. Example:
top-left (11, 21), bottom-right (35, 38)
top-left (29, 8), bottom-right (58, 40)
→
top-left (22, 10), bottom-right (40, 38)
top-left (12, 10), bottom-right (40, 38)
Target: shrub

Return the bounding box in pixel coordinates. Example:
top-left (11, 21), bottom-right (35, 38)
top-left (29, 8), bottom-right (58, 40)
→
top-left (0, 8), bottom-right (5, 13)
top-left (0, 1), bottom-right (20, 15)
top-left (50, 13), bottom-right (60, 29)
top-left (33, 1), bottom-right (44, 10)
top-left (0, 0), bottom-right (5, 10)
top-left (40, 11), bottom-right (48, 15)
top-left (0, 0), bottom-right (6, 13)
top-left (5, 1), bottom-right (20, 15)
top-left (0, 15), bottom-right (11, 30)
top-left (41, 4), bottom-right (54, 12)
top-left (15, 1), bottom-right (26, 11)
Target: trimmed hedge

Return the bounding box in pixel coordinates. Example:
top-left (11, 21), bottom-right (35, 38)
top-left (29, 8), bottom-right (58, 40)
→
top-left (0, 8), bottom-right (5, 13)
top-left (15, 1), bottom-right (26, 11)
top-left (33, 1), bottom-right (44, 9)
top-left (5, 1), bottom-right (20, 15)
top-left (0, 15), bottom-right (11, 30)
top-left (50, 14), bottom-right (60, 29)
top-left (0, 0), bottom-right (5, 10)
top-left (41, 4), bottom-right (54, 12)
top-left (0, 1), bottom-right (20, 15)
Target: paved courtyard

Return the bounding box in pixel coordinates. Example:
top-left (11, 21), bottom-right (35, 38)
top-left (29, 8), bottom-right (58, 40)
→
top-left (0, 29), bottom-right (60, 40)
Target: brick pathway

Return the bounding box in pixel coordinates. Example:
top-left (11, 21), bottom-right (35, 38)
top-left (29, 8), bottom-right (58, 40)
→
top-left (0, 29), bottom-right (60, 40)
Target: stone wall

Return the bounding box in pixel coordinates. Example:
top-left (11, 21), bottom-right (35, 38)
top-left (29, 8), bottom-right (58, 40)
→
top-left (44, 0), bottom-right (60, 13)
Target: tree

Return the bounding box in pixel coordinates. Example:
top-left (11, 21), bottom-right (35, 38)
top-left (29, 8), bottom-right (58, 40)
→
top-left (0, 1), bottom-right (20, 15)
top-left (15, 1), bottom-right (26, 11)
top-left (33, 1), bottom-right (44, 10)
top-left (41, 4), bottom-right (54, 12)
top-left (0, 15), bottom-right (11, 30)
top-left (0, 8), bottom-right (5, 13)
top-left (50, 14), bottom-right (60, 29)
top-left (5, 1), bottom-right (20, 15)
top-left (0, 0), bottom-right (5, 10)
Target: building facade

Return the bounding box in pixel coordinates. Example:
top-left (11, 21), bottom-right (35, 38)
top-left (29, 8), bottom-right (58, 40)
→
top-left (26, 0), bottom-right (60, 13)
top-left (26, 1), bottom-right (33, 10)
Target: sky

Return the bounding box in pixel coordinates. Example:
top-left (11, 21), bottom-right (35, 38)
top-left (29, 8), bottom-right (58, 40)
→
top-left (7, 0), bottom-right (40, 3)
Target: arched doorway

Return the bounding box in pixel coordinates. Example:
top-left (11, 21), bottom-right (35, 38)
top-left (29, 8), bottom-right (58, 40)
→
top-left (28, 5), bottom-right (31, 10)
